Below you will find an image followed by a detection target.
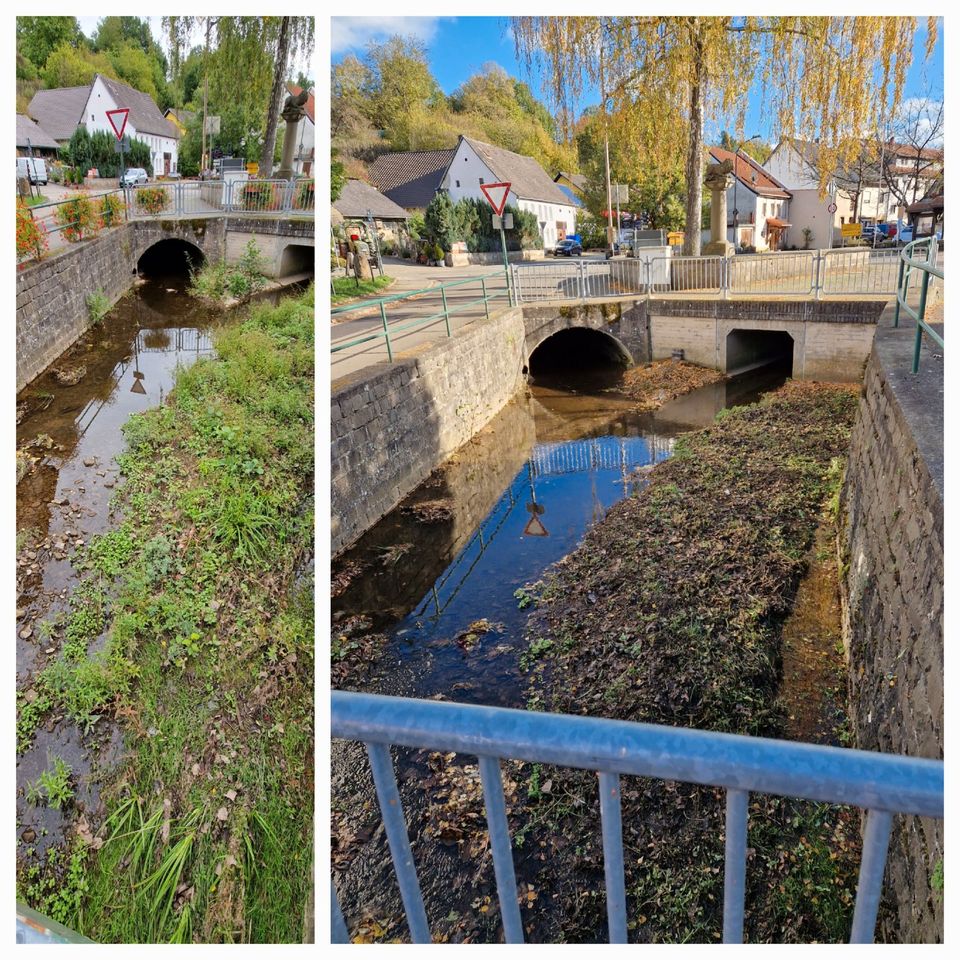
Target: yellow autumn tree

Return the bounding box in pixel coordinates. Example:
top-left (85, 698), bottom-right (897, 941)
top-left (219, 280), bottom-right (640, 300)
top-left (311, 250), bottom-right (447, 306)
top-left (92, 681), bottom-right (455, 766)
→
top-left (513, 16), bottom-right (935, 254)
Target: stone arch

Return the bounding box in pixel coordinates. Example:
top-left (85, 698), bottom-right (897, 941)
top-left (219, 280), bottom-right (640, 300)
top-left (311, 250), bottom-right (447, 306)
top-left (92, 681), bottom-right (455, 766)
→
top-left (526, 326), bottom-right (634, 377)
top-left (135, 237), bottom-right (206, 277)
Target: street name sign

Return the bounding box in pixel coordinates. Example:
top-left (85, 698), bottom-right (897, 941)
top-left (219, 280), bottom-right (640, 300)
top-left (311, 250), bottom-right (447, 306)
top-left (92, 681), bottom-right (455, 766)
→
top-left (480, 182), bottom-right (511, 216)
top-left (106, 108), bottom-right (130, 141)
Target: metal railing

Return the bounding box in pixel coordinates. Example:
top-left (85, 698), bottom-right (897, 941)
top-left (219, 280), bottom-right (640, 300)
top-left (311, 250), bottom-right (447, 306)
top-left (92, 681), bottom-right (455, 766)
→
top-left (331, 691), bottom-right (943, 945)
top-left (125, 178), bottom-right (315, 219)
top-left (511, 248), bottom-right (911, 303)
top-left (330, 270), bottom-right (510, 364)
top-left (893, 237), bottom-right (944, 374)
top-left (17, 189), bottom-right (128, 263)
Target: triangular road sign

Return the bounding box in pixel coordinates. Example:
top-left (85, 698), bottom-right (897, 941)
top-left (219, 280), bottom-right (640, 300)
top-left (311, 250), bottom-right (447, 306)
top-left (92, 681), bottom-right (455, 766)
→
top-left (106, 108), bottom-right (130, 142)
top-left (480, 182), bottom-right (511, 216)
top-left (523, 514), bottom-right (548, 537)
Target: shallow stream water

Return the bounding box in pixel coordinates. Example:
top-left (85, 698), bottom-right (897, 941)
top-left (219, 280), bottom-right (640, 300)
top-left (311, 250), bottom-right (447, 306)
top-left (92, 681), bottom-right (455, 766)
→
top-left (14, 274), bottom-right (294, 866)
top-left (332, 359), bottom-right (794, 941)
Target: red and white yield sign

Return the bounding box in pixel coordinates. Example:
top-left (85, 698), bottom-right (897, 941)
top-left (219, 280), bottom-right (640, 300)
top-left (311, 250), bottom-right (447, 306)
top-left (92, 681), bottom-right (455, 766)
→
top-left (480, 181), bottom-right (511, 216)
top-left (106, 108), bottom-right (130, 142)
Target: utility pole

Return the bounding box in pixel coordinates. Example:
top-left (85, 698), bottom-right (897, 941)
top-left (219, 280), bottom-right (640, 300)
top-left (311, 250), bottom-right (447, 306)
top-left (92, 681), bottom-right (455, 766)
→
top-left (202, 16), bottom-right (211, 177)
top-left (598, 22), bottom-right (614, 257)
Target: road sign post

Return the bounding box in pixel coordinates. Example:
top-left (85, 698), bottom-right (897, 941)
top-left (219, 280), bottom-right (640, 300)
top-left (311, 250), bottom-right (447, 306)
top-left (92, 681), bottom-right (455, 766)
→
top-left (107, 108), bottom-right (130, 186)
top-left (480, 182), bottom-right (512, 304)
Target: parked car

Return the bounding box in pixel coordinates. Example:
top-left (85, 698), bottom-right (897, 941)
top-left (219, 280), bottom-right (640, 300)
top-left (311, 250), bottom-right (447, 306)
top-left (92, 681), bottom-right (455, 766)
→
top-left (553, 238), bottom-right (583, 257)
top-left (16, 156), bottom-right (47, 185)
top-left (120, 168), bottom-right (149, 187)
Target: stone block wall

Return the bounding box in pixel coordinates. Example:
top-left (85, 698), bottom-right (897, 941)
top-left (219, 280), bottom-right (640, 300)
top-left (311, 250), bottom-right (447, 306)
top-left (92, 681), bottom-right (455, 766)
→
top-left (16, 224), bottom-right (138, 390)
top-left (839, 323), bottom-right (943, 942)
top-left (331, 306), bottom-right (527, 555)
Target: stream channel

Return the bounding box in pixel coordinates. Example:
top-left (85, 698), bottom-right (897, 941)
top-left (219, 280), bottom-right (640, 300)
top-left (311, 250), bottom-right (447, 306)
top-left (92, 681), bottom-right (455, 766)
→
top-left (15, 273), bottom-right (300, 878)
top-left (332, 357), bottom-right (792, 940)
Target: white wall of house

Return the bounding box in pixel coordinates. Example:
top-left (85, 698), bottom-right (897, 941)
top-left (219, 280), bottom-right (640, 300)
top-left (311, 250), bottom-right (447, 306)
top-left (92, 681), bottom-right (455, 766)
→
top-left (291, 116), bottom-right (314, 177)
top-left (720, 184), bottom-right (789, 250)
top-left (441, 139), bottom-right (576, 249)
top-left (84, 76), bottom-right (179, 176)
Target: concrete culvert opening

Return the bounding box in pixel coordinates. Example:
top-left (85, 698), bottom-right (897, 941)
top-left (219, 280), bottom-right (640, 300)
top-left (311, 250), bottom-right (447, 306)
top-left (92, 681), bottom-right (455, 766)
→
top-left (528, 327), bottom-right (632, 378)
top-left (725, 329), bottom-right (794, 377)
top-left (137, 238), bottom-right (205, 278)
top-left (279, 243), bottom-right (314, 278)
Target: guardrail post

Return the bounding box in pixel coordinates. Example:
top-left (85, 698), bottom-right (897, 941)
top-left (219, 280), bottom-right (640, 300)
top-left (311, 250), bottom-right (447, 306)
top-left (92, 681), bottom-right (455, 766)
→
top-left (893, 256), bottom-right (905, 327)
top-left (380, 302), bottom-right (393, 362)
top-left (722, 257), bottom-right (731, 300)
top-left (441, 286), bottom-right (452, 337)
top-left (912, 267), bottom-right (932, 374)
top-left (814, 252), bottom-right (824, 301)
top-left (481, 277), bottom-right (490, 319)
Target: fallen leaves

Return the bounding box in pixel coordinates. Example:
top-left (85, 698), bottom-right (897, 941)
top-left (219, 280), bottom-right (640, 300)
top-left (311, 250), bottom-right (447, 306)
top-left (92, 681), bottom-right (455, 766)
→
top-left (622, 360), bottom-right (725, 411)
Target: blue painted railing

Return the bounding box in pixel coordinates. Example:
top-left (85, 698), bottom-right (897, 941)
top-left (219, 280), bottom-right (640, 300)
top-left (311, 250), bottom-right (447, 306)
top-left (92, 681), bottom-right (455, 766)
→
top-left (331, 691), bottom-right (943, 945)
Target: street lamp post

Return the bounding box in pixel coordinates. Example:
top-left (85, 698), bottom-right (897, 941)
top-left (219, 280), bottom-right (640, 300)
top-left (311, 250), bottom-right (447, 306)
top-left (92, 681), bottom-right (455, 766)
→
top-left (731, 134), bottom-right (760, 252)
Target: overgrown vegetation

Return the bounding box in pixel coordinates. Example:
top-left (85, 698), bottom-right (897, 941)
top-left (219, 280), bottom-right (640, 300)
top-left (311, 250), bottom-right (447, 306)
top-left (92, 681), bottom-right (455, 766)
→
top-left (87, 289), bottom-right (111, 325)
top-left (17, 286), bottom-right (315, 942)
top-left (189, 239), bottom-right (269, 303)
top-left (509, 381), bottom-right (862, 943)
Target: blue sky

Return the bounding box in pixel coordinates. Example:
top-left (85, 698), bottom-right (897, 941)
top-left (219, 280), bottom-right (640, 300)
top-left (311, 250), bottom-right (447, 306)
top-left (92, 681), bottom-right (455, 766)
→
top-left (331, 16), bottom-right (943, 144)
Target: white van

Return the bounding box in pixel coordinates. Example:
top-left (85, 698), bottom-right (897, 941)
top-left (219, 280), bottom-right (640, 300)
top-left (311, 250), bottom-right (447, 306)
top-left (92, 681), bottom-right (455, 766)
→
top-left (16, 156), bottom-right (48, 186)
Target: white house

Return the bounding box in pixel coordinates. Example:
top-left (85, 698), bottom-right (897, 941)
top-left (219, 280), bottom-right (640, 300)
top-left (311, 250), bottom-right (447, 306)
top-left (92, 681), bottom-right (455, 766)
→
top-left (853, 142), bottom-right (943, 226)
top-left (709, 146), bottom-right (791, 251)
top-left (83, 75), bottom-right (180, 176)
top-left (440, 136), bottom-right (577, 250)
top-left (765, 139), bottom-right (855, 249)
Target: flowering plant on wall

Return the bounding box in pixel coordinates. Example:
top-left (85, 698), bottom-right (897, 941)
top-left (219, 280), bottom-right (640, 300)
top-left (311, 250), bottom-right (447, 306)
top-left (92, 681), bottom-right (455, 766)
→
top-left (16, 199), bottom-right (49, 264)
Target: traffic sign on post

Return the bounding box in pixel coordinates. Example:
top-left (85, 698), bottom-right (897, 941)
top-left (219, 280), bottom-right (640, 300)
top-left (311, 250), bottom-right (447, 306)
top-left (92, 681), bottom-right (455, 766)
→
top-left (827, 202), bottom-right (838, 214)
top-left (480, 182), bottom-right (511, 216)
top-left (106, 108), bottom-right (130, 142)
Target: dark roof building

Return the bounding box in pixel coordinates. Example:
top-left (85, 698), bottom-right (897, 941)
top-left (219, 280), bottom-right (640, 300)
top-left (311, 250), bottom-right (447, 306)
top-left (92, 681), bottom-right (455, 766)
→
top-left (333, 179), bottom-right (409, 222)
top-left (26, 85), bottom-right (90, 142)
top-left (16, 114), bottom-right (60, 152)
top-left (96, 74), bottom-right (179, 139)
top-left (456, 136), bottom-right (572, 205)
top-left (369, 149), bottom-right (456, 210)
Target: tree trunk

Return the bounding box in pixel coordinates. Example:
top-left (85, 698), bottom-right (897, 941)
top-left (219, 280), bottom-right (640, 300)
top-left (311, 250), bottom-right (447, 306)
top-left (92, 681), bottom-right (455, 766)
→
top-left (260, 16), bottom-right (291, 175)
top-left (683, 23), bottom-right (706, 256)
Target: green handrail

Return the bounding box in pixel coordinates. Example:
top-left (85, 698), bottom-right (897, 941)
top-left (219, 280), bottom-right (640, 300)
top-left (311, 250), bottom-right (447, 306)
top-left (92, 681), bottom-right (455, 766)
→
top-left (893, 236), bottom-right (943, 374)
top-left (331, 270), bottom-right (507, 315)
top-left (331, 270), bottom-right (511, 359)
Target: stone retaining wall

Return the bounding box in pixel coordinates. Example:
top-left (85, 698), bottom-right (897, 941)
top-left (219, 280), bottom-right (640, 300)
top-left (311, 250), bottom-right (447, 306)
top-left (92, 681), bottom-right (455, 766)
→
top-left (839, 322), bottom-right (943, 942)
top-left (331, 306), bottom-right (527, 555)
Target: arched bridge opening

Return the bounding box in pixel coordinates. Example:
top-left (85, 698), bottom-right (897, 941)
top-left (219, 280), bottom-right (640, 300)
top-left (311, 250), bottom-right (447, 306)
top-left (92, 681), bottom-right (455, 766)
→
top-left (136, 238), bottom-right (205, 280)
top-left (279, 243), bottom-right (315, 279)
top-left (527, 327), bottom-right (633, 379)
top-left (725, 329), bottom-right (794, 378)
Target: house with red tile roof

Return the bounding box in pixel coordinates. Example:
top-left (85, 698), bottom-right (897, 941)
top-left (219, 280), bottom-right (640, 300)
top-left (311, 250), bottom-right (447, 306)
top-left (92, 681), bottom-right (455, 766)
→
top-left (708, 146), bottom-right (792, 251)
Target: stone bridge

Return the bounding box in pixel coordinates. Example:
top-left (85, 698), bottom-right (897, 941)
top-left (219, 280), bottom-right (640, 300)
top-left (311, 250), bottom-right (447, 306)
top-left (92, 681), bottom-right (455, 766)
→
top-left (521, 297), bottom-right (886, 382)
top-left (17, 214), bottom-right (314, 390)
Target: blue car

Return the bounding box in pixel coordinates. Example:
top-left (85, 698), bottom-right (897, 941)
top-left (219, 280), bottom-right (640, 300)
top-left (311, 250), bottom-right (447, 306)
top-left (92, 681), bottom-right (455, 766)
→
top-left (553, 239), bottom-right (583, 257)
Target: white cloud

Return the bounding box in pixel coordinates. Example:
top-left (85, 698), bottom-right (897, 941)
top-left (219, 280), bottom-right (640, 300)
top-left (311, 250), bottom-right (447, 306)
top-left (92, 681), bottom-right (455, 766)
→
top-left (331, 17), bottom-right (444, 54)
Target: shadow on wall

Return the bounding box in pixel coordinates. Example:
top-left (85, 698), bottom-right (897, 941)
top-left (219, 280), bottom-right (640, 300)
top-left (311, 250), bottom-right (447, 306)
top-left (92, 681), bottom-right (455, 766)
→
top-left (527, 327), bottom-right (633, 378)
top-left (137, 238), bottom-right (205, 278)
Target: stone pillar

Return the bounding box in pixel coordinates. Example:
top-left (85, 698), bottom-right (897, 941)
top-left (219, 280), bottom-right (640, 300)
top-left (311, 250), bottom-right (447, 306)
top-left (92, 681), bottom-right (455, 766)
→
top-left (277, 90), bottom-right (309, 180)
top-left (703, 161), bottom-right (735, 257)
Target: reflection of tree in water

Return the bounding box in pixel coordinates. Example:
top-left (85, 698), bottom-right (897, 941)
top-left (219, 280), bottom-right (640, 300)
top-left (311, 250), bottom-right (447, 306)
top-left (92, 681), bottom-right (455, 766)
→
top-left (141, 328), bottom-right (172, 351)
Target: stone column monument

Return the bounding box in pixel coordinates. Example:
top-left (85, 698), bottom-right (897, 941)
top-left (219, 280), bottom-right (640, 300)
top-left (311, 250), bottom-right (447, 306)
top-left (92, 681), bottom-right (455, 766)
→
top-left (703, 160), bottom-right (735, 256)
top-left (277, 89), bottom-right (309, 180)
